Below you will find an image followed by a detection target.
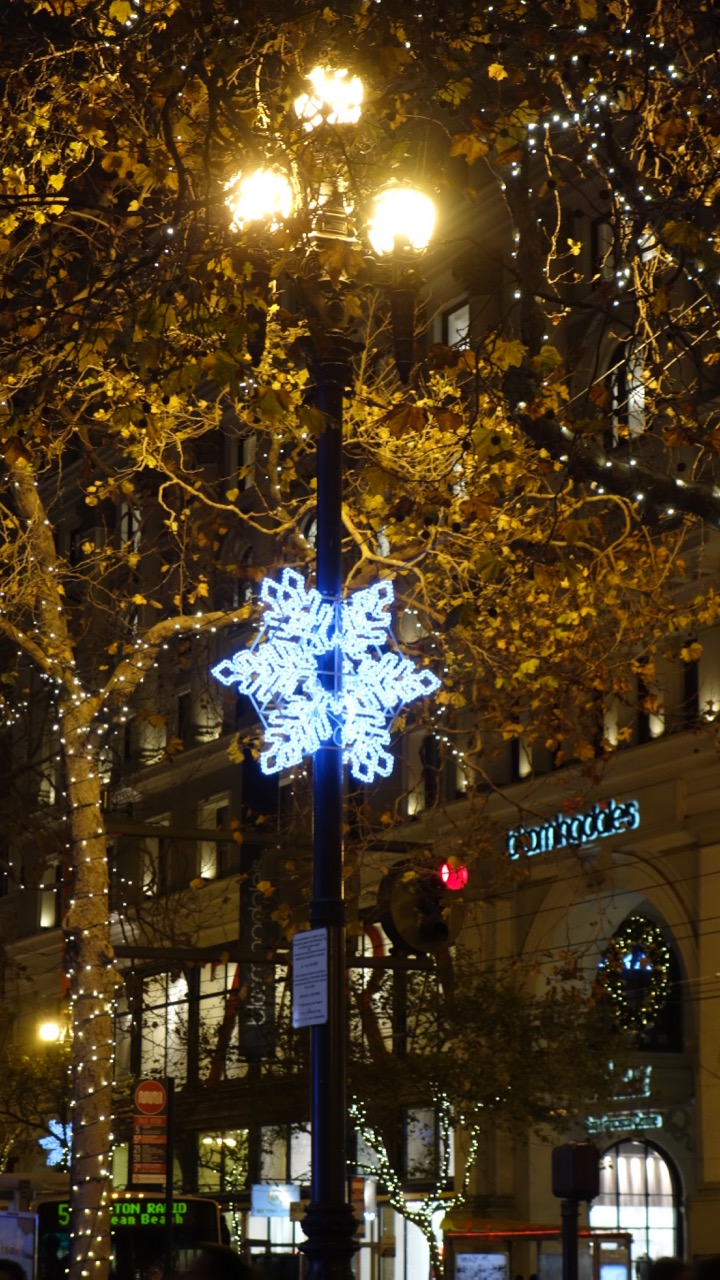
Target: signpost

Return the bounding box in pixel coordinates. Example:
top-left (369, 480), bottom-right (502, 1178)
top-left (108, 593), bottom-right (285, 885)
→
top-left (132, 1079), bottom-right (168, 1185)
top-left (131, 1078), bottom-right (175, 1280)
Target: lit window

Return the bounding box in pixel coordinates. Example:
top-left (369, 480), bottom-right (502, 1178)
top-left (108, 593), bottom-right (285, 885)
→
top-left (589, 1141), bottom-right (680, 1262)
top-left (443, 301), bottom-right (470, 349)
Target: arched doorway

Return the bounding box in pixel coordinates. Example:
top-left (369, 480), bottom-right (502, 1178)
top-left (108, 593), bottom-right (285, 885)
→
top-left (589, 1140), bottom-right (683, 1263)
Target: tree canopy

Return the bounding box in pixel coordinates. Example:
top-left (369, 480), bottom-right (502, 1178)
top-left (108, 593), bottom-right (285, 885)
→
top-left (1, 0), bottom-right (720, 1276)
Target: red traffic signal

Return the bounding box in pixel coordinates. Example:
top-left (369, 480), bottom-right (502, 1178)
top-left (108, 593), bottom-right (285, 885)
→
top-left (440, 858), bottom-right (469, 891)
top-left (377, 856), bottom-right (468, 954)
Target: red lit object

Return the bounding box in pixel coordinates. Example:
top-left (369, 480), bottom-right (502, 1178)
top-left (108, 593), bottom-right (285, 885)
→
top-left (440, 860), bottom-right (468, 891)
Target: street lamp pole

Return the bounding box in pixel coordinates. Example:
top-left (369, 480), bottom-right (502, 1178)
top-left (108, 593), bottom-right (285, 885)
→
top-left (222, 69), bottom-right (437, 1280)
top-left (303, 355), bottom-right (358, 1280)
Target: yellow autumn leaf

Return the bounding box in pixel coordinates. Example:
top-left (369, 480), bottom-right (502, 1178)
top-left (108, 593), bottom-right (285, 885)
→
top-left (131, 593), bottom-right (147, 605)
top-left (491, 337), bottom-right (526, 370)
top-left (680, 642), bottom-right (703, 662)
top-left (450, 132), bottom-right (490, 165)
top-left (109, 0), bottom-right (134, 23)
top-left (488, 63), bottom-right (508, 81)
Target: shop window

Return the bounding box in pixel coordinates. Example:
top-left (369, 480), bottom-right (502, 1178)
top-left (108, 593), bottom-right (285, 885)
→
top-left (259, 1125), bottom-right (311, 1186)
top-left (589, 1140), bottom-right (682, 1262)
top-left (198, 1129), bottom-right (249, 1195)
top-left (403, 1105), bottom-right (452, 1185)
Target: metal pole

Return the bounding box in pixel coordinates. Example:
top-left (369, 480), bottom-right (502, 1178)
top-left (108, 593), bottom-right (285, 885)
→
top-left (301, 356), bottom-right (357, 1280)
top-left (560, 1198), bottom-right (579, 1280)
top-left (164, 1077), bottom-right (175, 1280)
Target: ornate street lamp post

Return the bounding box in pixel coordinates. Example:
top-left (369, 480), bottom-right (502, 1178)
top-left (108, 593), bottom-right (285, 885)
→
top-left (216, 66), bottom-right (438, 1280)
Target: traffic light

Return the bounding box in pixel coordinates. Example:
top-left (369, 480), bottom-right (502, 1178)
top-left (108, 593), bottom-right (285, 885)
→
top-left (377, 855), bottom-right (468, 954)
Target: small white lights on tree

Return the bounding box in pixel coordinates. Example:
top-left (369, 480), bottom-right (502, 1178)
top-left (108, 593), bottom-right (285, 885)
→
top-left (224, 166), bottom-right (294, 233)
top-left (294, 66), bottom-right (364, 130)
top-left (211, 568), bottom-right (440, 781)
top-left (367, 186), bottom-right (436, 257)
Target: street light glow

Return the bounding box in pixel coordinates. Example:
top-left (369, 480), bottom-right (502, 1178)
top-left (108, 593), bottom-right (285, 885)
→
top-left (38, 1019), bottom-right (62, 1042)
top-left (224, 166), bottom-right (294, 233)
top-left (367, 186), bottom-right (436, 256)
top-left (294, 66), bottom-right (364, 130)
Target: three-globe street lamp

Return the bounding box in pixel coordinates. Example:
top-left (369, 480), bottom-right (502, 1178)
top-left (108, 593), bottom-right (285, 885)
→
top-left (224, 67), bottom-right (436, 1280)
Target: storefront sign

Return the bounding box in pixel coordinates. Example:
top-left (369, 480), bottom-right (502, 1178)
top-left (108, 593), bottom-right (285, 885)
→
top-left (507, 798), bottom-right (640, 858)
top-left (239, 847), bottom-right (278, 1061)
top-left (586, 1110), bottom-right (662, 1134)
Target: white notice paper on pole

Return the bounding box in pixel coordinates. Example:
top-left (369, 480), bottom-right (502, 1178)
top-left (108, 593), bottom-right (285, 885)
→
top-left (292, 927), bottom-right (328, 1028)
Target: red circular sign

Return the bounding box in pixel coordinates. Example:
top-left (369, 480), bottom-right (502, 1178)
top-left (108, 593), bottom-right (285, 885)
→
top-left (134, 1079), bottom-right (167, 1115)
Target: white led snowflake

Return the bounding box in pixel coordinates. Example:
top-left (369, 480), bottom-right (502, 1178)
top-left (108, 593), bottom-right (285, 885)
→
top-left (211, 568), bottom-right (441, 782)
top-left (39, 1119), bottom-right (72, 1168)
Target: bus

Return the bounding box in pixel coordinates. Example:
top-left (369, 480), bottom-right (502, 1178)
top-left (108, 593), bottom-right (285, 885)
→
top-left (35, 1193), bottom-right (224, 1280)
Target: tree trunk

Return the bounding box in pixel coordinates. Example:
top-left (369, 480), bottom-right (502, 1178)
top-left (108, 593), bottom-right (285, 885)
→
top-left (62, 703), bottom-right (114, 1280)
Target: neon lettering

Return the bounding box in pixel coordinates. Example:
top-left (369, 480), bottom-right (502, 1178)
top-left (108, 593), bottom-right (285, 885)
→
top-left (507, 799), bottom-right (640, 859)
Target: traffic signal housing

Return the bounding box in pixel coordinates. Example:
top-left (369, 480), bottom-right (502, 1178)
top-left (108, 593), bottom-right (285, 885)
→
top-left (377, 855), bottom-right (468, 954)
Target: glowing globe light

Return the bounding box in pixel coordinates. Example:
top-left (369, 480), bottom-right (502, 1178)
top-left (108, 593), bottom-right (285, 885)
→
top-left (367, 186), bottom-right (436, 257)
top-left (440, 859), bottom-right (469, 891)
top-left (225, 166), bottom-right (294, 233)
top-left (211, 568), bottom-right (440, 782)
top-left (294, 67), bottom-right (364, 130)
top-left (38, 1020), bottom-right (62, 1042)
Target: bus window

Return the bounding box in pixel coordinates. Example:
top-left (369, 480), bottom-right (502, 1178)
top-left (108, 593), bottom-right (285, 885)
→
top-left (36, 1195), bottom-right (223, 1280)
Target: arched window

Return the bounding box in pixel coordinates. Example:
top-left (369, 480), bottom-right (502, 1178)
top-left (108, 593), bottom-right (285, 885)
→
top-left (589, 1140), bottom-right (682, 1261)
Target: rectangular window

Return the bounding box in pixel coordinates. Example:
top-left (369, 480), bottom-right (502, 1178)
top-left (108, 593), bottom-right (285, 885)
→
top-left (199, 798), bottom-right (238, 879)
top-left (197, 1130), bottom-right (249, 1195)
top-left (259, 1125), bottom-right (311, 1185)
top-left (443, 301), bottom-right (470, 349)
top-left (198, 961), bottom-right (246, 1082)
top-left (140, 971), bottom-right (188, 1084)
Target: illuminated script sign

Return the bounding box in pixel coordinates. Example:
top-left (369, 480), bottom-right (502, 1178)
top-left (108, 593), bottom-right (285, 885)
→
top-left (506, 798), bottom-right (640, 859)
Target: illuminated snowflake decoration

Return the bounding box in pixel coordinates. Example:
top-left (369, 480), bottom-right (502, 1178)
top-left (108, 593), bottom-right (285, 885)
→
top-left (211, 568), bottom-right (441, 782)
top-left (39, 1119), bottom-right (72, 1169)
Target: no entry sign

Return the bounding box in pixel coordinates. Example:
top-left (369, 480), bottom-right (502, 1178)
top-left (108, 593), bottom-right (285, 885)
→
top-left (132, 1078), bottom-right (169, 1185)
top-left (134, 1079), bottom-right (168, 1116)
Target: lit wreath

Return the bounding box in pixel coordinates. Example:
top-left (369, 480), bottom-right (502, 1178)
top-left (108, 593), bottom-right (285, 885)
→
top-left (598, 916), bottom-right (671, 1033)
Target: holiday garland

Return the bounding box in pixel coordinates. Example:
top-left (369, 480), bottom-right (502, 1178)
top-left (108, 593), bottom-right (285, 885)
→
top-left (598, 917), bottom-right (671, 1034)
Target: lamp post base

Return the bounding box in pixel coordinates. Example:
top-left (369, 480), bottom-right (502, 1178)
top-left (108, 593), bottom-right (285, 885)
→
top-left (300, 1200), bottom-right (358, 1280)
